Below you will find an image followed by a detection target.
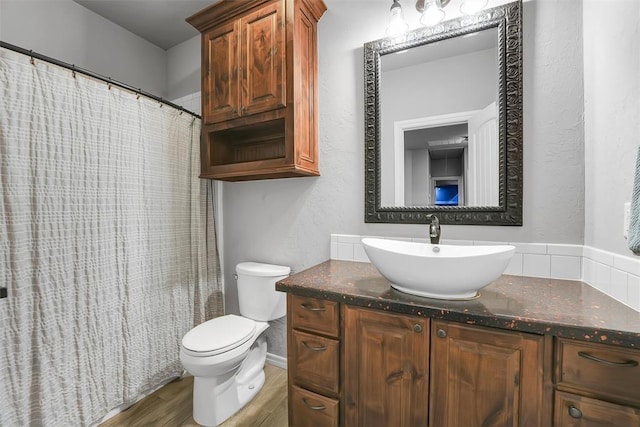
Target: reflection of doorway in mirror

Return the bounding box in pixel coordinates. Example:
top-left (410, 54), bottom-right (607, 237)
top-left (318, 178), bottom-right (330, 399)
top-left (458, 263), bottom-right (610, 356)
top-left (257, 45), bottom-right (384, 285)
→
top-left (392, 105), bottom-right (497, 207)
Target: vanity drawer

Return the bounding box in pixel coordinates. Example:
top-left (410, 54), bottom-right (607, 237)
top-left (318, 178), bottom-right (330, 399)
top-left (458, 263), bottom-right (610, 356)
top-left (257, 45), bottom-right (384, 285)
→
top-left (292, 329), bottom-right (340, 396)
top-left (556, 338), bottom-right (640, 405)
top-left (291, 385), bottom-right (339, 427)
top-left (289, 294), bottom-right (340, 337)
top-left (554, 391), bottom-right (640, 426)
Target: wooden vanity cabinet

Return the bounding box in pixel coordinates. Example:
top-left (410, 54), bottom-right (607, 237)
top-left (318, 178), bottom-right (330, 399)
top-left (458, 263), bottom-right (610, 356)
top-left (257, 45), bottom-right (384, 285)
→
top-left (288, 294), bottom-right (340, 427)
top-left (430, 319), bottom-right (549, 427)
top-left (286, 299), bottom-right (553, 426)
top-left (343, 306), bottom-right (429, 427)
top-left (187, 0), bottom-right (326, 181)
top-left (553, 338), bottom-right (640, 425)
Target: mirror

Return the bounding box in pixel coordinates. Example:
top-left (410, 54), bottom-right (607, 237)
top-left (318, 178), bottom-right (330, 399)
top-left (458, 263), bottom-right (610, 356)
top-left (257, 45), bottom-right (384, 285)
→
top-left (364, 1), bottom-right (522, 225)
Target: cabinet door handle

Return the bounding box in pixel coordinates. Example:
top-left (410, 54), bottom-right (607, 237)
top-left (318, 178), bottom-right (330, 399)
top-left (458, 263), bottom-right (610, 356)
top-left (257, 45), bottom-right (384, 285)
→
top-left (437, 328), bottom-right (447, 338)
top-left (302, 341), bottom-right (327, 352)
top-left (302, 398), bottom-right (326, 411)
top-left (301, 303), bottom-right (326, 312)
top-left (577, 351), bottom-right (639, 367)
top-left (567, 405), bottom-right (583, 419)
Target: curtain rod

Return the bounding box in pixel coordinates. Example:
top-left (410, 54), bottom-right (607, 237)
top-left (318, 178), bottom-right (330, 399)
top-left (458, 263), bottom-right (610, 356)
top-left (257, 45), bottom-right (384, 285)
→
top-left (0, 41), bottom-right (201, 119)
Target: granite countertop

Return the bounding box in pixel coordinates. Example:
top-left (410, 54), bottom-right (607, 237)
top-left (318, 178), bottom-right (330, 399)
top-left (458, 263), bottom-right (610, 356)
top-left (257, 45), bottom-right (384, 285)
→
top-left (276, 260), bottom-right (640, 349)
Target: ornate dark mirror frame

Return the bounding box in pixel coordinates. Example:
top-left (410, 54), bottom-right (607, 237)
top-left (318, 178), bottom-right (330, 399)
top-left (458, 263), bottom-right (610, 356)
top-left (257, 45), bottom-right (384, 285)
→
top-left (364, 0), bottom-right (522, 225)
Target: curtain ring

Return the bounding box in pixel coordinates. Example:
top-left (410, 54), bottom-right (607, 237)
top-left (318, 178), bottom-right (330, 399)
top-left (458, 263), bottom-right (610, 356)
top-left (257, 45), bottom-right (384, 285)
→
top-left (29, 50), bottom-right (34, 65)
top-left (71, 65), bottom-right (76, 79)
top-left (159, 98), bottom-right (163, 108)
top-left (107, 78), bottom-right (112, 90)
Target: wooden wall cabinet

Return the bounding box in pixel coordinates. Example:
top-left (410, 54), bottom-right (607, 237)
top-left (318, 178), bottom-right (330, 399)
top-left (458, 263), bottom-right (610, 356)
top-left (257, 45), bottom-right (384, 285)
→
top-left (187, 0), bottom-right (326, 181)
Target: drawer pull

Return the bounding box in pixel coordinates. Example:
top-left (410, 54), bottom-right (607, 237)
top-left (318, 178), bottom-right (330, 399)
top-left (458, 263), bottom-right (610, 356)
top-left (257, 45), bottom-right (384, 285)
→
top-left (567, 405), bottom-right (583, 419)
top-left (301, 303), bottom-right (326, 312)
top-left (302, 398), bottom-right (326, 411)
top-left (302, 341), bottom-right (327, 352)
top-left (577, 351), bottom-right (639, 367)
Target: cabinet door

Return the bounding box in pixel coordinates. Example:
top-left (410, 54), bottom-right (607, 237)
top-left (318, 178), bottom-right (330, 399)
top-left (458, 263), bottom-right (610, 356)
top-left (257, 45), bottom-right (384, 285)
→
top-left (430, 320), bottom-right (545, 427)
top-left (344, 306), bottom-right (429, 427)
top-left (241, 0), bottom-right (286, 116)
top-left (203, 21), bottom-right (240, 124)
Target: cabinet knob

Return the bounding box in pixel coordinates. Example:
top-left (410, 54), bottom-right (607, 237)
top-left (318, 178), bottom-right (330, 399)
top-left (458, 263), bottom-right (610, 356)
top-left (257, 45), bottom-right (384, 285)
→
top-left (567, 405), bottom-right (582, 419)
top-left (437, 329), bottom-right (447, 338)
top-left (413, 324), bottom-right (422, 333)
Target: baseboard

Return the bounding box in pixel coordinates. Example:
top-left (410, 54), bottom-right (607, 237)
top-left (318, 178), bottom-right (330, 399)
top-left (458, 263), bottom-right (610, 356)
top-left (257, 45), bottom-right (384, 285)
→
top-left (266, 352), bottom-right (287, 369)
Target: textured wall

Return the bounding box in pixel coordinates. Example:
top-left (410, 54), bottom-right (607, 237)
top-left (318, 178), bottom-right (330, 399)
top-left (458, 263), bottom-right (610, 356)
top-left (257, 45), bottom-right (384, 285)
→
top-left (166, 35), bottom-right (201, 101)
top-left (220, 0), bottom-right (586, 357)
top-left (583, 0), bottom-right (640, 255)
top-left (0, 0), bottom-right (167, 97)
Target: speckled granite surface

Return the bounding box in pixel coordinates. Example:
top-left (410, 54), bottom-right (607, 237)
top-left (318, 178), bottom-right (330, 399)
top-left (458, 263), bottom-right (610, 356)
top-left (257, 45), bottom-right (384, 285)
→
top-left (276, 260), bottom-right (640, 349)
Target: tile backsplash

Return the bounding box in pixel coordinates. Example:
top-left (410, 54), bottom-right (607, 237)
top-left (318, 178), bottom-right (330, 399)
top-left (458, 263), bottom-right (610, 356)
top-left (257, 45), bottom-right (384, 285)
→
top-left (330, 234), bottom-right (640, 313)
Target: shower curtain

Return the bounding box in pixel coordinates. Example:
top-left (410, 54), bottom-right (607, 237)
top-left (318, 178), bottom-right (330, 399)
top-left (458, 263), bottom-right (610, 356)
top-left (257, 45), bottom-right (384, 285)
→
top-left (0, 47), bottom-right (223, 425)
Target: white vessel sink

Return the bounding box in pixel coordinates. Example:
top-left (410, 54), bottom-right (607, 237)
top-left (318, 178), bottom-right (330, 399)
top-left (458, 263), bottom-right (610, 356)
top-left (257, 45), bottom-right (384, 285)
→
top-left (362, 238), bottom-right (515, 300)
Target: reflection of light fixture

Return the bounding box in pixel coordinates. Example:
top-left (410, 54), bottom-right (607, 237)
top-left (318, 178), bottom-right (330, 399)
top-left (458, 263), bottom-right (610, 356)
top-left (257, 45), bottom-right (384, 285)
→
top-left (387, 0), bottom-right (489, 31)
top-left (386, 0), bottom-right (409, 37)
top-left (460, 0), bottom-right (489, 15)
top-left (419, 0), bottom-right (446, 26)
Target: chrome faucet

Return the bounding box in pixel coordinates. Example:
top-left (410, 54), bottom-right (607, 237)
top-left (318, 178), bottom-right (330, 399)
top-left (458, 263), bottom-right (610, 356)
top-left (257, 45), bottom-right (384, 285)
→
top-left (426, 214), bottom-right (440, 245)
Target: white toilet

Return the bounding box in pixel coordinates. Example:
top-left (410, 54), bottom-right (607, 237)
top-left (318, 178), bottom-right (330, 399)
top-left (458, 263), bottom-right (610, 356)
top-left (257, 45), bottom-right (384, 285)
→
top-left (180, 262), bottom-right (289, 426)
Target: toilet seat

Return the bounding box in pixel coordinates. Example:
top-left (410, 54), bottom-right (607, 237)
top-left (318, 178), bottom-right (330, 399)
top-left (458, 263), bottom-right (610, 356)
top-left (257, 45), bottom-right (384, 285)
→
top-left (182, 314), bottom-right (256, 357)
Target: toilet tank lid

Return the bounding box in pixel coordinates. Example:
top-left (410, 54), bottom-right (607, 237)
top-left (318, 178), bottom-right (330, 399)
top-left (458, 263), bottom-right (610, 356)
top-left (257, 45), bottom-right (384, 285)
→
top-left (236, 262), bottom-right (290, 277)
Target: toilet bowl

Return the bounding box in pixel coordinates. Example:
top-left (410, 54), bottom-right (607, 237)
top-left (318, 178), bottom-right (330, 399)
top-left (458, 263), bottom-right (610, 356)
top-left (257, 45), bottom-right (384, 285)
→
top-left (180, 262), bottom-right (289, 426)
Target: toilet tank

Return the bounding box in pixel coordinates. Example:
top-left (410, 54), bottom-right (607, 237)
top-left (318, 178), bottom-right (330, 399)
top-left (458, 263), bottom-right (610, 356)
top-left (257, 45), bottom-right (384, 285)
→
top-left (236, 262), bottom-right (290, 321)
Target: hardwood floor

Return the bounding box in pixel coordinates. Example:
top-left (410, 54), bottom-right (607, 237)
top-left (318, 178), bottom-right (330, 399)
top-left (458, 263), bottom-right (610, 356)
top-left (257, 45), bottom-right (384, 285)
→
top-left (101, 364), bottom-right (288, 427)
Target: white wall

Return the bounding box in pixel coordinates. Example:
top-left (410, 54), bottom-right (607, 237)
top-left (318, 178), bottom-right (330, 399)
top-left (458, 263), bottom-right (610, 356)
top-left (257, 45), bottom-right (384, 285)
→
top-left (0, 0), bottom-right (167, 97)
top-left (583, 0), bottom-right (640, 255)
top-left (166, 35), bottom-right (201, 101)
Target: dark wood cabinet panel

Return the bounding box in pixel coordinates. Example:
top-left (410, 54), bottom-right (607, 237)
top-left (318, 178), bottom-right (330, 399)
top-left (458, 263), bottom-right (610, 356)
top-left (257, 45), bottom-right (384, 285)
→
top-left (430, 320), bottom-right (546, 427)
top-left (291, 385), bottom-right (339, 427)
top-left (291, 329), bottom-right (339, 396)
top-left (555, 338), bottom-right (640, 406)
top-left (203, 21), bottom-right (240, 124)
top-left (554, 338), bottom-right (640, 425)
top-left (554, 391), bottom-right (640, 427)
top-left (289, 294), bottom-right (339, 337)
top-left (241, 0), bottom-right (285, 116)
top-left (343, 306), bottom-right (429, 427)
